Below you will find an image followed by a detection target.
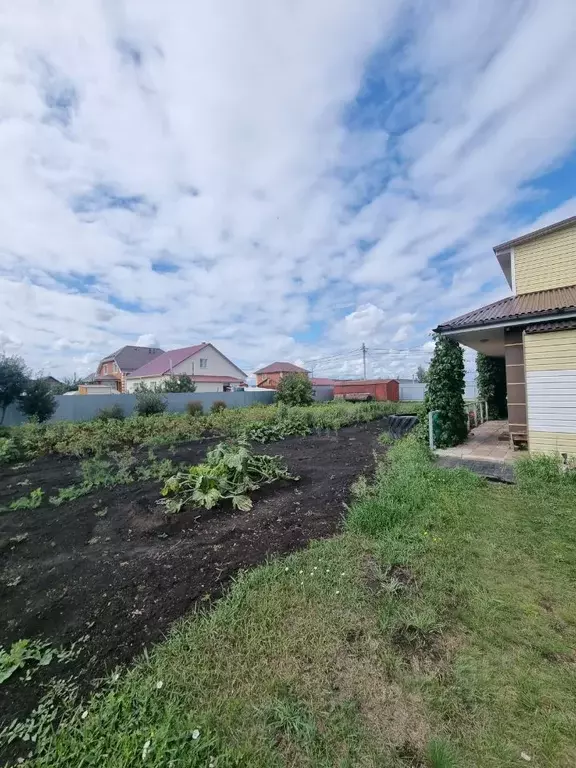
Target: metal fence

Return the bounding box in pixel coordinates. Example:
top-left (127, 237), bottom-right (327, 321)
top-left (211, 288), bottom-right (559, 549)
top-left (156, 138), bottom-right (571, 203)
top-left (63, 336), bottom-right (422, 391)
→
top-left (398, 380), bottom-right (478, 401)
top-left (2, 390), bottom-right (277, 426)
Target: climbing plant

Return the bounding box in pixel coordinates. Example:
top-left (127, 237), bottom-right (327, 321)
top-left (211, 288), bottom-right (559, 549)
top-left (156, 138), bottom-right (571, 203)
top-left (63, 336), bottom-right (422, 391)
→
top-left (422, 334), bottom-right (467, 448)
top-left (476, 353), bottom-right (507, 420)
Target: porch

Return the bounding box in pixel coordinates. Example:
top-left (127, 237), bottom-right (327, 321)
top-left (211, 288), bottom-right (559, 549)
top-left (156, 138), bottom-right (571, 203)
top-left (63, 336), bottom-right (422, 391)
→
top-left (435, 420), bottom-right (516, 464)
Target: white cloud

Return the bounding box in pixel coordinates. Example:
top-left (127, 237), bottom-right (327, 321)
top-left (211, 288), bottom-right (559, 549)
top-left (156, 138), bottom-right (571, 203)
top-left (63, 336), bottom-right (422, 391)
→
top-left (136, 333), bottom-right (159, 348)
top-left (1, 0), bottom-right (575, 378)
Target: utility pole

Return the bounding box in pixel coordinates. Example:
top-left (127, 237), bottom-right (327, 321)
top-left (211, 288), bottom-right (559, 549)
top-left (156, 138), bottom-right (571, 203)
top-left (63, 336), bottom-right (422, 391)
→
top-left (361, 343), bottom-right (367, 379)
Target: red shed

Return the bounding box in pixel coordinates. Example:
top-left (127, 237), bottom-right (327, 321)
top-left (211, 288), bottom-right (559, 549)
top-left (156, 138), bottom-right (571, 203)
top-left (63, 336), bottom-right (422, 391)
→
top-left (333, 379), bottom-right (399, 402)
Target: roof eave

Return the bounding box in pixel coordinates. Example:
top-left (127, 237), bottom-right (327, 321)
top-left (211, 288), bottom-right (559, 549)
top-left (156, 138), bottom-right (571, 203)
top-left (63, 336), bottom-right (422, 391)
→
top-left (493, 215), bottom-right (576, 252)
top-left (436, 307), bottom-right (576, 335)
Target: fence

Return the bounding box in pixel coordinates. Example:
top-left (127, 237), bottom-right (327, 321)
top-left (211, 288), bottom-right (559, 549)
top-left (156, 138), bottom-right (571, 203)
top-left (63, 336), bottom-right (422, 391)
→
top-left (398, 380), bottom-right (478, 401)
top-left (2, 390), bottom-right (276, 426)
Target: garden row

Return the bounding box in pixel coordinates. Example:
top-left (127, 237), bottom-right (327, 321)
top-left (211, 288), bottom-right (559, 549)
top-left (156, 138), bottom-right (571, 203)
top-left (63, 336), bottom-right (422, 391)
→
top-left (0, 400), bottom-right (402, 463)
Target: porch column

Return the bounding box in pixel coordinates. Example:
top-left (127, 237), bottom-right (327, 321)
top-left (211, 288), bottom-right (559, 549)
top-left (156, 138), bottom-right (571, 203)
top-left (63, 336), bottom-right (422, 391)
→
top-left (504, 328), bottom-right (527, 439)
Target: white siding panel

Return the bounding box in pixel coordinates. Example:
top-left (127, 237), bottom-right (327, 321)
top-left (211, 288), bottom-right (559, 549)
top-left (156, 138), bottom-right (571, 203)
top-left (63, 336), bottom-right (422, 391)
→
top-left (526, 370), bottom-right (576, 433)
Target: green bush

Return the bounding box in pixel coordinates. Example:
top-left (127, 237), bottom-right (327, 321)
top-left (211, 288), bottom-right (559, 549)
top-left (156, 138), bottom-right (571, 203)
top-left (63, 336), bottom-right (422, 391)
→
top-left (422, 335), bottom-right (467, 448)
top-left (211, 400), bottom-right (227, 413)
top-left (276, 373), bottom-right (313, 406)
top-left (135, 391), bottom-right (167, 417)
top-left (94, 404), bottom-right (125, 421)
top-left (0, 437), bottom-right (19, 465)
top-left (186, 400), bottom-right (204, 417)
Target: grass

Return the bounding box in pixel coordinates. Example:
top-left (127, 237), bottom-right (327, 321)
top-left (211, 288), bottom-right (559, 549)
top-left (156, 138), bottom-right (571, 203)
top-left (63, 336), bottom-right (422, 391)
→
top-left (7, 438), bottom-right (576, 767)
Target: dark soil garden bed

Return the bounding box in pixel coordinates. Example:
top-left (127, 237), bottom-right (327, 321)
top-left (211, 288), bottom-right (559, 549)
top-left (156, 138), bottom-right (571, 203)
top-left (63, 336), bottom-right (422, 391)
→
top-left (0, 420), bottom-right (386, 732)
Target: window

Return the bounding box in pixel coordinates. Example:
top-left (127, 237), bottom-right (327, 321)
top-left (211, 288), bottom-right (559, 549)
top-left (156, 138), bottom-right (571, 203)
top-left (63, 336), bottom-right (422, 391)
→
top-left (199, 358), bottom-right (208, 369)
top-left (113, 362), bottom-right (118, 373)
top-left (103, 364), bottom-right (108, 375)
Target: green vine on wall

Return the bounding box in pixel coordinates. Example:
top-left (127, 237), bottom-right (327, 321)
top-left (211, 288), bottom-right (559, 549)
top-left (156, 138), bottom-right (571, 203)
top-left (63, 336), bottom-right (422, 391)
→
top-left (476, 353), bottom-right (508, 420)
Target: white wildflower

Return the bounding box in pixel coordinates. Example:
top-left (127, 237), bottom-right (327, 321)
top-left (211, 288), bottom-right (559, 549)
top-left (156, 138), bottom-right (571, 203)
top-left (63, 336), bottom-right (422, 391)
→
top-left (192, 729), bottom-right (200, 740)
top-left (520, 754), bottom-right (531, 762)
top-left (335, 590), bottom-right (340, 595)
top-left (81, 710), bottom-right (88, 720)
top-left (142, 739), bottom-right (151, 761)
top-left (284, 567), bottom-right (289, 572)
top-left (299, 570), bottom-right (303, 574)
top-left (156, 680), bottom-right (164, 689)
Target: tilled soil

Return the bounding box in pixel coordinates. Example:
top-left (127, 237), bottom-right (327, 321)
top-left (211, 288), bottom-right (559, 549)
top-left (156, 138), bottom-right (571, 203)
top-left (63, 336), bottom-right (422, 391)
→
top-left (0, 421), bottom-right (385, 731)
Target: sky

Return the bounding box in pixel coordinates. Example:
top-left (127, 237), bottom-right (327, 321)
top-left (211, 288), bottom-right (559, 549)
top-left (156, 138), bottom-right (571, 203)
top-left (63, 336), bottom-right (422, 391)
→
top-left (1, 0), bottom-right (576, 381)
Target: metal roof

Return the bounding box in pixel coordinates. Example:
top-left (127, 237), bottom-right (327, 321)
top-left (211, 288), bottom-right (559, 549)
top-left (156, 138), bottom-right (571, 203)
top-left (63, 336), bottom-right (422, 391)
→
top-left (435, 284), bottom-right (576, 332)
top-left (127, 344), bottom-right (208, 377)
top-left (99, 345), bottom-right (165, 371)
top-left (255, 361), bottom-right (309, 374)
top-left (525, 318), bottom-right (576, 334)
top-left (493, 215), bottom-right (576, 252)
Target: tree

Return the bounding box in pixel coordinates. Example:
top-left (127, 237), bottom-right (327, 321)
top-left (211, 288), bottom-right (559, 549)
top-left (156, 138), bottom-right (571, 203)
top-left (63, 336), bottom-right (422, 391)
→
top-left (18, 378), bottom-right (57, 423)
top-left (476, 353), bottom-right (507, 420)
top-left (422, 335), bottom-right (467, 448)
top-left (276, 372), bottom-right (314, 406)
top-left (415, 365), bottom-right (429, 383)
top-left (162, 373), bottom-right (197, 393)
top-left (0, 355), bottom-right (29, 424)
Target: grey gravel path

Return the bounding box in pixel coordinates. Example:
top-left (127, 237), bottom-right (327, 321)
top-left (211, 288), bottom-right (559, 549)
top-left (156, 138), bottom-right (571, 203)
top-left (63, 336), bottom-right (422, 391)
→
top-left (436, 456), bottom-right (515, 483)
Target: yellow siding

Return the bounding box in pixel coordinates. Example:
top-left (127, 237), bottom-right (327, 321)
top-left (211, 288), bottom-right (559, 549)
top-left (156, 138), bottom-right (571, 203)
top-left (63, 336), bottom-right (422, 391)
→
top-left (528, 431), bottom-right (576, 456)
top-left (523, 329), bottom-right (576, 371)
top-left (514, 225), bottom-right (576, 294)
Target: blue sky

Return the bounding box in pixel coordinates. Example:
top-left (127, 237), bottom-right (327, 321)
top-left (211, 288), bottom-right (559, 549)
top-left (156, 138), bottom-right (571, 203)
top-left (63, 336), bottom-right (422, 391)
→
top-left (1, 0), bottom-right (575, 379)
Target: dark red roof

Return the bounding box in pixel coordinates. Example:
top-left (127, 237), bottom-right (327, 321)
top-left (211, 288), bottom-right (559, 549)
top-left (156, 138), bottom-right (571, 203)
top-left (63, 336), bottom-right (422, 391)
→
top-left (255, 361), bottom-right (309, 374)
top-left (435, 284), bottom-right (576, 332)
top-left (311, 377), bottom-right (340, 386)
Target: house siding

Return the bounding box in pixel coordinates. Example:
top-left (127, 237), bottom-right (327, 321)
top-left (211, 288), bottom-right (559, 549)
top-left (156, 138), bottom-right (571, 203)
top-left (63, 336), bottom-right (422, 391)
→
top-left (514, 224), bottom-right (576, 294)
top-left (172, 346), bottom-right (243, 378)
top-left (524, 329), bottom-right (576, 455)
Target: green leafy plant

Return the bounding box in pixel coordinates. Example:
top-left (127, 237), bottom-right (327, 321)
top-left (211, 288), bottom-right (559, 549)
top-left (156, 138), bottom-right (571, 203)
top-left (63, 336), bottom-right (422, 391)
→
top-left (276, 372), bottom-right (313, 406)
top-left (94, 404), bottom-right (125, 421)
top-left (134, 390), bottom-right (168, 416)
top-left (0, 639), bottom-right (75, 684)
top-left (186, 400), bottom-right (204, 417)
top-left (161, 440), bottom-right (297, 513)
top-left (211, 399), bottom-right (227, 413)
top-left (0, 437), bottom-right (19, 465)
top-left (476, 352), bottom-right (507, 419)
top-left (422, 334), bottom-right (467, 448)
top-left (8, 488), bottom-right (44, 511)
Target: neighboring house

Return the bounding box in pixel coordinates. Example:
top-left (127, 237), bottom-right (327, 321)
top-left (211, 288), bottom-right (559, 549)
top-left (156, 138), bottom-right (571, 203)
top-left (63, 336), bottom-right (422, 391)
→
top-left (255, 362), bottom-right (309, 389)
top-left (39, 375), bottom-right (62, 389)
top-left (435, 215), bottom-right (576, 455)
top-left (93, 345), bottom-right (165, 393)
top-left (126, 343), bottom-right (247, 393)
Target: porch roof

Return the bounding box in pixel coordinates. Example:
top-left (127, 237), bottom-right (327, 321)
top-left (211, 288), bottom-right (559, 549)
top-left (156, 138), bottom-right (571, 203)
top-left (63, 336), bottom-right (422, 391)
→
top-left (435, 284), bottom-right (576, 333)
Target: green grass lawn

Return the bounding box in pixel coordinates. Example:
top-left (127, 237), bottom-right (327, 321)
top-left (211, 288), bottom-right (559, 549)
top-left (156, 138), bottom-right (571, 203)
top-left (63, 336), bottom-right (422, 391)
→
top-left (12, 439), bottom-right (576, 767)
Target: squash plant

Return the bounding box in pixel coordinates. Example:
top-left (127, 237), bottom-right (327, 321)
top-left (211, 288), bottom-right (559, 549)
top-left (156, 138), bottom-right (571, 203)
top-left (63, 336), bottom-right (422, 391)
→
top-left (160, 440), bottom-right (297, 513)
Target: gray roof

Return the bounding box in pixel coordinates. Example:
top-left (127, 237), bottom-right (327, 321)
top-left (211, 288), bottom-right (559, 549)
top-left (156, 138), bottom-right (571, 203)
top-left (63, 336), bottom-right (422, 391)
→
top-left (99, 345), bottom-right (165, 372)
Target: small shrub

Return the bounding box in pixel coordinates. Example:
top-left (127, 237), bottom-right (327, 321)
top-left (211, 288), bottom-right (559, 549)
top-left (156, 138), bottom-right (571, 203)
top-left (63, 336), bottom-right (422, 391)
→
top-left (276, 373), bottom-right (313, 407)
top-left (94, 404), bottom-right (125, 421)
top-left (0, 437), bottom-right (19, 465)
top-left (135, 391), bottom-right (167, 417)
top-left (211, 400), bottom-right (227, 413)
top-left (186, 400), bottom-right (204, 417)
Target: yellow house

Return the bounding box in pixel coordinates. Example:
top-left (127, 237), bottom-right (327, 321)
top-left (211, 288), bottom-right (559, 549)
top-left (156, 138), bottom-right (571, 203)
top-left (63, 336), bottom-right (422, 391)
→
top-left (435, 215), bottom-right (576, 455)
